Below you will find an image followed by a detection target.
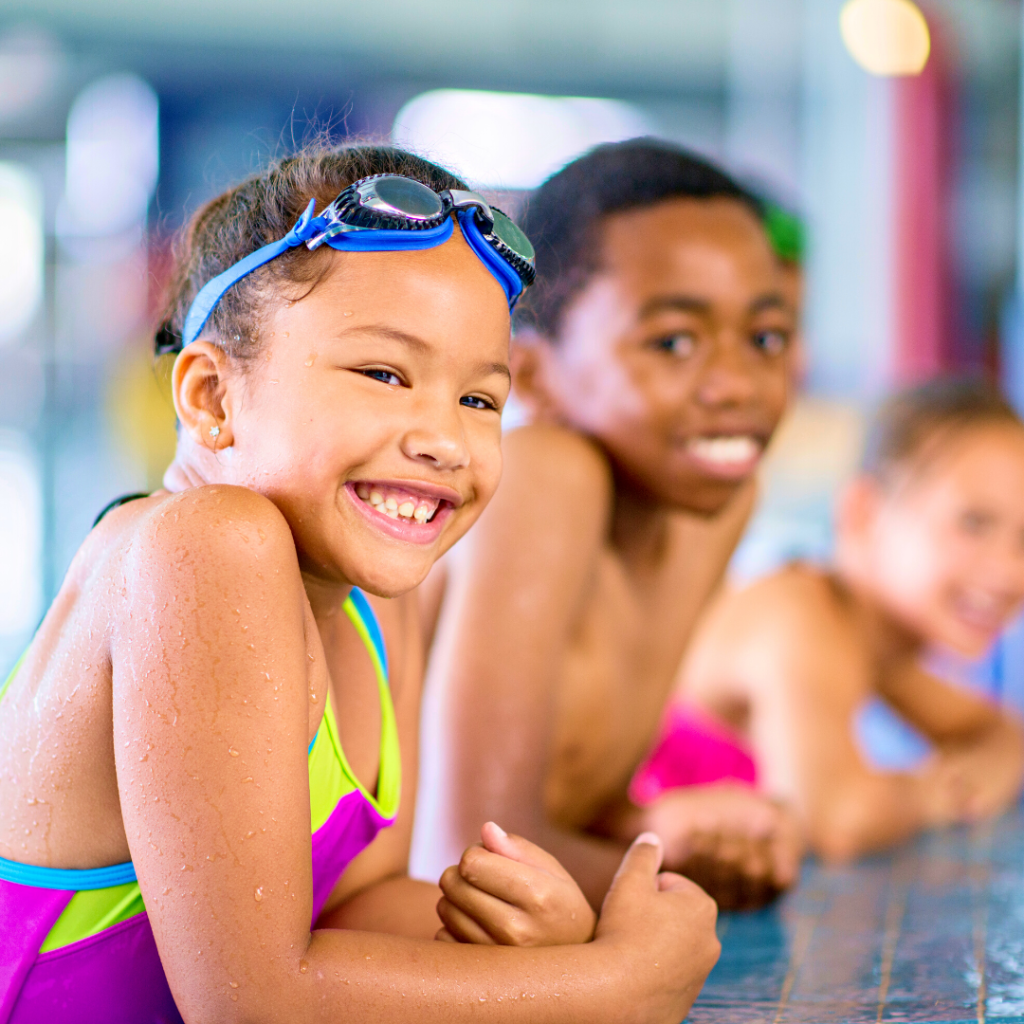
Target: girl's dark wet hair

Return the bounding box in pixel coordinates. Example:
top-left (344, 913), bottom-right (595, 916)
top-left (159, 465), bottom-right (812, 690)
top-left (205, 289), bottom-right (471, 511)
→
top-left (155, 144), bottom-right (468, 359)
top-left (863, 378), bottom-right (1023, 489)
top-left (513, 137), bottom-right (765, 339)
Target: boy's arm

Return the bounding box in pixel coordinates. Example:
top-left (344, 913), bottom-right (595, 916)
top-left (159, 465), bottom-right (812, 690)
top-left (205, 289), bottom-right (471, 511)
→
top-left (414, 425), bottom-right (630, 907)
top-left (879, 661), bottom-right (1024, 821)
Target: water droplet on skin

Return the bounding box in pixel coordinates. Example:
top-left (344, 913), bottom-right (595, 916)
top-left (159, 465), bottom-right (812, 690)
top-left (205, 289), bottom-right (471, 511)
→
top-left (343, 310), bottom-right (353, 317)
top-left (229, 748), bottom-right (239, 757)
top-left (229, 981), bottom-right (239, 988)
top-left (304, 353), bottom-right (317, 367)
top-left (254, 886), bottom-right (264, 902)
top-left (242, 777), bottom-right (253, 783)
top-left (230, 993), bottom-right (239, 1002)
top-left (299, 960), bottom-right (309, 974)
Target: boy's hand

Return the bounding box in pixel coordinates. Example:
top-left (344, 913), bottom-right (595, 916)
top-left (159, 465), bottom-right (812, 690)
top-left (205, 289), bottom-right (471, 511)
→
top-left (435, 822), bottom-right (597, 946)
top-left (635, 783), bottom-right (803, 909)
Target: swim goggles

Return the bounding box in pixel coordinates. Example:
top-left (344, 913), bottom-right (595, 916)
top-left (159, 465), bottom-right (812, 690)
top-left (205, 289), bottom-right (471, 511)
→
top-left (181, 174), bottom-right (536, 347)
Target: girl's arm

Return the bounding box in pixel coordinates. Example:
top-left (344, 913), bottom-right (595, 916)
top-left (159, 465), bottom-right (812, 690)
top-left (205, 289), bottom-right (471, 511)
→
top-left (683, 573), bottom-right (947, 862)
top-left (116, 486), bottom-right (719, 1024)
top-left (879, 661), bottom-right (1024, 821)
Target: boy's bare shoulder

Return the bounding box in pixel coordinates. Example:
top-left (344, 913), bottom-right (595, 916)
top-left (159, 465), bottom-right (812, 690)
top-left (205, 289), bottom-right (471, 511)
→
top-left (502, 423), bottom-right (613, 504)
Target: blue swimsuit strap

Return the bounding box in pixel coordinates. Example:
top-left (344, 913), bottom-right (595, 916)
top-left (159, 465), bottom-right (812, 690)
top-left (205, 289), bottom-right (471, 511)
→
top-left (0, 589), bottom-right (387, 891)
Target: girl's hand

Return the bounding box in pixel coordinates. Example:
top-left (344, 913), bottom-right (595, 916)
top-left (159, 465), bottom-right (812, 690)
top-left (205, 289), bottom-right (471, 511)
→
top-left (627, 783), bottom-right (803, 909)
top-left (593, 833), bottom-right (722, 1024)
top-left (436, 822), bottom-right (596, 946)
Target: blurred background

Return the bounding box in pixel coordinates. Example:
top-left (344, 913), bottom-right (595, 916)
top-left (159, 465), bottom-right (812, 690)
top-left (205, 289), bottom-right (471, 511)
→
top-left (0, 0), bottom-right (1022, 756)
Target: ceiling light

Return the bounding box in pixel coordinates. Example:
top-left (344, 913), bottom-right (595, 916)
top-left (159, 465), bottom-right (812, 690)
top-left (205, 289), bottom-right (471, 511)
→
top-left (840, 0), bottom-right (930, 77)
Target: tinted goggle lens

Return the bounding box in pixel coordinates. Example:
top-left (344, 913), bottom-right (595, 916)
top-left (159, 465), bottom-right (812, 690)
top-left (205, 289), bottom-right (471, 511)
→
top-left (490, 208), bottom-right (535, 264)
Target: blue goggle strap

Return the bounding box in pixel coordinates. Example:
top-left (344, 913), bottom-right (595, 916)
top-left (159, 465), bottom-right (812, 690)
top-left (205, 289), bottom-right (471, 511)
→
top-left (455, 210), bottom-right (524, 310)
top-left (182, 199), bottom-right (516, 347)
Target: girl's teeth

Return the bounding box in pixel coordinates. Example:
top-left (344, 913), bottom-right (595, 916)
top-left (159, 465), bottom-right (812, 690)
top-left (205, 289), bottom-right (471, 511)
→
top-left (356, 484), bottom-right (440, 524)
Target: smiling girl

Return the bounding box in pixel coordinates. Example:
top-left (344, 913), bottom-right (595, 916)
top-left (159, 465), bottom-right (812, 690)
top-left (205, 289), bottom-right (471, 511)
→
top-left (0, 146), bottom-right (719, 1024)
top-left (660, 378), bottom-right (1024, 860)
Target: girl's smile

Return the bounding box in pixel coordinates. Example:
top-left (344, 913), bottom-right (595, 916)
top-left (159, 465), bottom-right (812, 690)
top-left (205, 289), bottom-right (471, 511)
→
top-left (346, 479), bottom-right (459, 544)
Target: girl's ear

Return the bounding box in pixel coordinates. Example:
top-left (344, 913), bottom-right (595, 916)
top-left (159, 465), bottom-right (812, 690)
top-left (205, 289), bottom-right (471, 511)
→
top-left (836, 474), bottom-right (883, 544)
top-left (510, 329), bottom-right (561, 423)
top-left (171, 342), bottom-right (236, 451)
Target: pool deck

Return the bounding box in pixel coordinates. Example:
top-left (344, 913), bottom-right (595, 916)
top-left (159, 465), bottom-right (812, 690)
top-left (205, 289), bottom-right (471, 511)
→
top-left (687, 806), bottom-right (1024, 1023)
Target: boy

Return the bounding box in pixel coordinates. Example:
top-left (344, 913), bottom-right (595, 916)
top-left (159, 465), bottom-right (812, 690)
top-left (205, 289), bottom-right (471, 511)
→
top-left (414, 140), bottom-right (801, 909)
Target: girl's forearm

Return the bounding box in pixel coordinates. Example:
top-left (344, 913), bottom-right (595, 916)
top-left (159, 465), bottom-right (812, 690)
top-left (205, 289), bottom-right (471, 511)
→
top-left (202, 929), bottom-right (653, 1024)
top-left (317, 875), bottom-right (443, 940)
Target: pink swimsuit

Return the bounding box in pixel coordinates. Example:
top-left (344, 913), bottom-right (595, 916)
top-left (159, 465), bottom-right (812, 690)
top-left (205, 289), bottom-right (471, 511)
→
top-left (630, 704), bottom-right (758, 805)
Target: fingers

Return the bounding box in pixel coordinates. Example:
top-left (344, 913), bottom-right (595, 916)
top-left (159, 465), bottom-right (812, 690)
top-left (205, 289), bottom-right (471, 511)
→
top-left (479, 822), bottom-right (574, 882)
top-left (449, 845), bottom-right (553, 909)
top-left (607, 832), bottom-right (664, 898)
top-left (435, 894), bottom-right (497, 945)
top-left (439, 862), bottom-right (534, 945)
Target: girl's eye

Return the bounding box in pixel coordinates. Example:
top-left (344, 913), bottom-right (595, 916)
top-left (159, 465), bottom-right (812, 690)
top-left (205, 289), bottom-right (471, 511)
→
top-left (361, 368), bottom-right (403, 386)
top-left (655, 333), bottom-right (697, 357)
top-left (752, 330), bottom-right (789, 355)
top-left (460, 395), bottom-right (498, 411)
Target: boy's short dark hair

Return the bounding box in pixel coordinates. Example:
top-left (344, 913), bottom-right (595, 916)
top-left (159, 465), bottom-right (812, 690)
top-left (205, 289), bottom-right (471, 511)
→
top-left (863, 377), bottom-right (1023, 488)
top-left (514, 138), bottom-right (765, 339)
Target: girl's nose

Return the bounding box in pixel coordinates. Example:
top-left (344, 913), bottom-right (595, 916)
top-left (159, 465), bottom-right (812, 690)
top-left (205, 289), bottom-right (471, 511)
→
top-left (400, 406), bottom-right (470, 471)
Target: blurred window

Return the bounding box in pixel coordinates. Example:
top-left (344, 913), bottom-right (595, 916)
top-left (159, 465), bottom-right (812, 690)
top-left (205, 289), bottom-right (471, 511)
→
top-left (393, 89), bottom-right (647, 190)
top-left (0, 163), bottom-right (43, 346)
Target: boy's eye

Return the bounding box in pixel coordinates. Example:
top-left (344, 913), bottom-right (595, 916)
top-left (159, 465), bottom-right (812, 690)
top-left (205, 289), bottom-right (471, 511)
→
top-left (361, 368), bottom-right (403, 386)
top-left (752, 330), bottom-right (789, 355)
top-left (460, 395), bottom-right (498, 411)
top-left (655, 332), bottom-right (697, 357)
top-left (960, 509), bottom-right (994, 535)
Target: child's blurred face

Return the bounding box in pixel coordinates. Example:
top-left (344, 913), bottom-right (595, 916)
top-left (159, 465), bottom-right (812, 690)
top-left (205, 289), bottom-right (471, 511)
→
top-left (866, 425), bottom-right (1024, 656)
top-left (218, 231), bottom-right (511, 598)
top-left (527, 197), bottom-right (794, 515)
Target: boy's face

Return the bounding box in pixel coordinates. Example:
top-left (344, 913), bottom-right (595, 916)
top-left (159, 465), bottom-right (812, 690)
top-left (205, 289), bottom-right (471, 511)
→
top-left (526, 197), bottom-right (794, 515)
top-left (866, 425), bottom-right (1024, 657)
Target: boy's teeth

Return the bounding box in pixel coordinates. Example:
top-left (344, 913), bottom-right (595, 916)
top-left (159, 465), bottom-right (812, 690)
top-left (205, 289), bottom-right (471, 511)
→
top-left (687, 435), bottom-right (761, 465)
top-left (356, 484), bottom-right (442, 524)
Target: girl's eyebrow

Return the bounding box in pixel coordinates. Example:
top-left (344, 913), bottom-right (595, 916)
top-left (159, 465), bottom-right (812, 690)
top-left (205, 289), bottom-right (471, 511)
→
top-left (339, 323), bottom-right (510, 382)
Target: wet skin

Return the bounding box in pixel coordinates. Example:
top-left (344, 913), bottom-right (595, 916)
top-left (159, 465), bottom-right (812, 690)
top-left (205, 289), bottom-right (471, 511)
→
top-left (416, 197), bottom-right (802, 909)
top-left (0, 227), bottom-right (722, 1024)
top-left (681, 424), bottom-right (1024, 861)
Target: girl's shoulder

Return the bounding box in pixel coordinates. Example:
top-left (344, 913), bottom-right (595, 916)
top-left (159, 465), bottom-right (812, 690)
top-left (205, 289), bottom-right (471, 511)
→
top-left (716, 564), bottom-right (852, 647)
top-left (114, 486), bottom-right (301, 597)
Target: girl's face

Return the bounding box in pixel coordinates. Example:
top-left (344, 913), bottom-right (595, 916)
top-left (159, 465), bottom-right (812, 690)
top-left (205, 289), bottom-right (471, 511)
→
top-left (864, 424), bottom-right (1024, 656)
top-left (519, 197), bottom-right (795, 515)
top-left (210, 230), bottom-right (511, 598)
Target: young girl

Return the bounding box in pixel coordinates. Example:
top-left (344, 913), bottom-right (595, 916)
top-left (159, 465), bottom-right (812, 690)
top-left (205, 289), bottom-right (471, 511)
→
top-left (638, 379), bottom-right (1024, 861)
top-left (0, 146), bottom-right (720, 1023)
